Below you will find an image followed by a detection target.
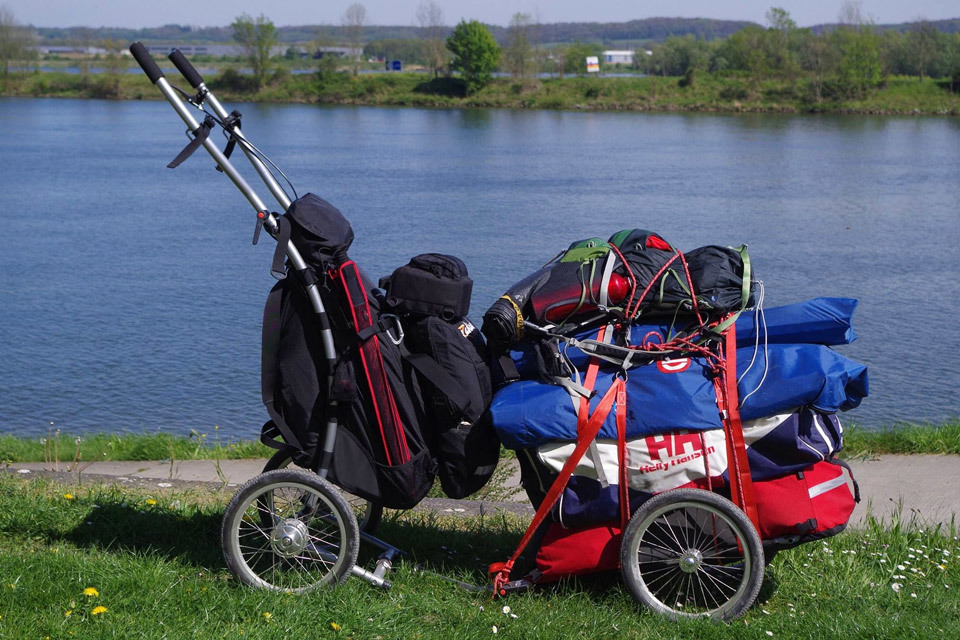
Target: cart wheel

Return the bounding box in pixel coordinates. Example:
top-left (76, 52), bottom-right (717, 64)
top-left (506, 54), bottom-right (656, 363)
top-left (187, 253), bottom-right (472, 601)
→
top-left (619, 488), bottom-right (764, 621)
top-left (263, 449), bottom-right (383, 534)
top-left (222, 469), bottom-right (359, 592)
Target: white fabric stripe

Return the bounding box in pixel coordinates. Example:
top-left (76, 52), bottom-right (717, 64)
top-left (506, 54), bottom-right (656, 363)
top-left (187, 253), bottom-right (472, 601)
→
top-left (812, 414), bottom-right (835, 456)
top-left (808, 474), bottom-right (848, 499)
top-left (798, 437), bottom-right (826, 462)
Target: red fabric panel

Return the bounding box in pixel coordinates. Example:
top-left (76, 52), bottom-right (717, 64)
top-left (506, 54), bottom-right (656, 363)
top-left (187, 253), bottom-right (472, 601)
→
top-left (535, 522), bottom-right (622, 582)
top-left (753, 460), bottom-right (855, 539)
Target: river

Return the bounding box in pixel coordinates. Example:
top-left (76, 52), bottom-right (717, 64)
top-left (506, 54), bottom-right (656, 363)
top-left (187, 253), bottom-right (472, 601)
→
top-left (1, 97), bottom-right (957, 438)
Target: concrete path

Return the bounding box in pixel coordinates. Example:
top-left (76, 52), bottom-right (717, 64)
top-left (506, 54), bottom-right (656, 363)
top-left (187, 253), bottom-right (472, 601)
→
top-left (6, 455), bottom-right (960, 527)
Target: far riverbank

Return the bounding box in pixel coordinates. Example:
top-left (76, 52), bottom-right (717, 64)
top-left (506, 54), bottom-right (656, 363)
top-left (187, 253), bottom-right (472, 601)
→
top-left (2, 71), bottom-right (959, 116)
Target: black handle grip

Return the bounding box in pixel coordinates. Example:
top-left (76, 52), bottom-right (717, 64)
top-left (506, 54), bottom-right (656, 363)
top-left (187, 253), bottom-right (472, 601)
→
top-left (169, 49), bottom-right (204, 89)
top-left (130, 42), bottom-right (164, 84)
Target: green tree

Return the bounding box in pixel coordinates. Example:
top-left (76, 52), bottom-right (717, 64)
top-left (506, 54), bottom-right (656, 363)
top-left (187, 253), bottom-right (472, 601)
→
top-left (446, 20), bottom-right (500, 94)
top-left (831, 26), bottom-right (881, 98)
top-left (231, 13), bottom-right (277, 91)
top-left (562, 41), bottom-right (600, 76)
top-left (765, 7), bottom-right (799, 78)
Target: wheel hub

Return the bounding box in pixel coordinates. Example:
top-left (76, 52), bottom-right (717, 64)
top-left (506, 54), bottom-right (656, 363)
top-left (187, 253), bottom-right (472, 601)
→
top-left (679, 549), bottom-right (703, 573)
top-left (270, 518), bottom-right (309, 558)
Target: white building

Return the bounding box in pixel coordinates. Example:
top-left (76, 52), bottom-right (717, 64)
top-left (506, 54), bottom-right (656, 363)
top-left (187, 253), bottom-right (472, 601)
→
top-left (602, 50), bottom-right (635, 65)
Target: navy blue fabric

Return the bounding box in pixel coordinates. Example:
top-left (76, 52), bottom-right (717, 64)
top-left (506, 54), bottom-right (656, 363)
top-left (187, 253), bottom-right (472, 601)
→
top-left (490, 343), bottom-right (867, 450)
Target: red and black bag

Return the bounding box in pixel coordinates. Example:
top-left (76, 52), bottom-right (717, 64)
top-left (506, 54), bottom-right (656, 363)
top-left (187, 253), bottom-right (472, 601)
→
top-left (754, 458), bottom-right (859, 547)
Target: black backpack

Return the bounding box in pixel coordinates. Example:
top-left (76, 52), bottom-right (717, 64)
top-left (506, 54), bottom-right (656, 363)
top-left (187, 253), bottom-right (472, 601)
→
top-left (382, 253), bottom-right (500, 499)
top-left (260, 193), bottom-right (436, 510)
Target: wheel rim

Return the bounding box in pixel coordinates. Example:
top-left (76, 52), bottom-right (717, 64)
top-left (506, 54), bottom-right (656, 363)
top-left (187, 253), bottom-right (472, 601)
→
top-left (629, 500), bottom-right (754, 618)
top-left (228, 481), bottom-right (351, 592)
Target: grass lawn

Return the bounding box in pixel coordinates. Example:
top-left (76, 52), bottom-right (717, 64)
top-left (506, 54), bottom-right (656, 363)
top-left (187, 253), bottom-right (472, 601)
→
top-left (0, 473), bottom-right (957, 639)
top-left (2, 419), bottom-right (957, 466)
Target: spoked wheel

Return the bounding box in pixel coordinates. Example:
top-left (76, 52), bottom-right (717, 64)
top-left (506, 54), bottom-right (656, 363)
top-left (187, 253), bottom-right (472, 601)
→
top-left (263, 449), bottom-right (383, 534)
top-left (620, 488), bottom-right (764, 621)
top-left (222, 469), bottom-right (359, 592)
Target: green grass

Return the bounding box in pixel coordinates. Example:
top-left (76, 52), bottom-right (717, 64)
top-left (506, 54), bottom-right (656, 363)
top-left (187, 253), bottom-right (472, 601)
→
top-left (842, 419), bottom-right (960, 457)
top-left (0, 473), bottom-right (956, 639)
top-left (0, 429), bottom-right (270, 464)
top-left (3, 70), bottom-right (958, 116)
top-left (2, 420), bottom-right (957, 468)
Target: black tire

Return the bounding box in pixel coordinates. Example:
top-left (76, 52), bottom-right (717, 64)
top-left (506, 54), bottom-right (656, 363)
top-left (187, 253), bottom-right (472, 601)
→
top-left (222, 469), bottom-right (359, 592)
top-left (620, 488), bottom-right (764, 621)
top-left (263, 450), bottom-right (383, 534)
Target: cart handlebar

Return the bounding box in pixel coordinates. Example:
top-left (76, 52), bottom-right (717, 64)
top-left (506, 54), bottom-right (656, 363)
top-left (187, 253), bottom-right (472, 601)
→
top-left (129, 42), bottom-right (164, 84)
top-left (168, 49), bottom-right (204, 89)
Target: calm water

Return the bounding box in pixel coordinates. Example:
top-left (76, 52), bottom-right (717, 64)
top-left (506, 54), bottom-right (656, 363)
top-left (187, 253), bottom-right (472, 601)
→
top-left (1, 97), bottom-right (958, 439)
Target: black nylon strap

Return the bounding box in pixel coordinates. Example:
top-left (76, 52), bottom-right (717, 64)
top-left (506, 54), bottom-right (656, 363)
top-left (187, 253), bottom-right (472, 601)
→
top-left (216, 110), bottom-right (243, 174)
top-left (260, 283), bottom-right (305, 453)
top-left (167, 116), bottom-right (216, 169)
top-left (270, 215), bottom-right (291, 280)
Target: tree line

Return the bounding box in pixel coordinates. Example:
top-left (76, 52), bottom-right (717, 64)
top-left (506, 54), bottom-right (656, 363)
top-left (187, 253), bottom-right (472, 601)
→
top-left (640, 7), bottom-right (960, 99)
top-left (3, 1), bottom-right (959, 100)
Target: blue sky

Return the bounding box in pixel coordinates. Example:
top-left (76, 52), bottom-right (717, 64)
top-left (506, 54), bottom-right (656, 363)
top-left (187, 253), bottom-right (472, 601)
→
top-left (5, 0), bottom-right (957, 29)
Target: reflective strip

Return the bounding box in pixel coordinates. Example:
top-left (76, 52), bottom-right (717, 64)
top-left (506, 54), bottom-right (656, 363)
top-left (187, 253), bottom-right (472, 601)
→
top-left (473, 464), bottom-right (497, 476)
top-left (808, 473), bottom-right (848, 499)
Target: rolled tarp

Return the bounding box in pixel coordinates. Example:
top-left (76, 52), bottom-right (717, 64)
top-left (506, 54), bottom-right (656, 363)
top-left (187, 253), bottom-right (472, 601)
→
top-left (490, 342), bottom-right (868, 450)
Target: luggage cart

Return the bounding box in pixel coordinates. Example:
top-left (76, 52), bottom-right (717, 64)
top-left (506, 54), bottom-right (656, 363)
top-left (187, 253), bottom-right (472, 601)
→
top-left (130, 44), bottom-right (769, 620)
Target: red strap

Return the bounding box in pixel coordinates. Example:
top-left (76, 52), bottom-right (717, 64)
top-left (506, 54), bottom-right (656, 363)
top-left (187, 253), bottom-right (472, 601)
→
top-left (491, 377), bottom-right (625, 596)
top-left (714, 322), bottom-right (760, 533)
top-left (616, 383), bottom-right (630, 531)
top-left (577, 326), bottom-right (606, 437)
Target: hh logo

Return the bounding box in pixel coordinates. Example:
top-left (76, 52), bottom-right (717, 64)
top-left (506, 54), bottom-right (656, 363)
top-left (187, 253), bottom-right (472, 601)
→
top-left (645, 432), bottom-right (703, 461)
top-left (656, 357), bottom-right (690, 374)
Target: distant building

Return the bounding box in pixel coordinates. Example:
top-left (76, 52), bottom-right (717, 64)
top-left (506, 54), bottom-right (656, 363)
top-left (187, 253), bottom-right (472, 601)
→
top-left (602, 50), bottom-right (636, 65)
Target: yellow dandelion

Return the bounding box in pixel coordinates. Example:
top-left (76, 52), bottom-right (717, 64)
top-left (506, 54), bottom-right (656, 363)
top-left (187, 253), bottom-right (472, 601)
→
top-left (91, 606), bottom-right (107, 616)
top-left (63, 493), bottom-right (74, 500)
top-left (262, 612), bottom-right (273, 620)
top-left (83, 587), bottom-right (99, 597)
top-left (330, 622), bottom-right (341, 631)
top-left (65, 610), bottom-right (72, 617)
top-left (145, 499), bottom-right (157, 506)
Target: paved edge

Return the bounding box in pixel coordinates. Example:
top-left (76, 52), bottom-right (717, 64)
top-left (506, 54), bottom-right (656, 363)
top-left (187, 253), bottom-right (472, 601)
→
top-left (5, 455), bottom-right (959, 526)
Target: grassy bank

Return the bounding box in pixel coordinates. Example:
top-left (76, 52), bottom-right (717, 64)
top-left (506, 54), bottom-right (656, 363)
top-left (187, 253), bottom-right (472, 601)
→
top-left (0, 430), bottom-right (268, 464)
top-left (1, 419), bottom-right (957, 465)
top-left (0, 473), bottom-right (956, 639)
top-left (2, 70), bottom-right (959, 115)
top-left (843, 419), bottom-right (960, 457)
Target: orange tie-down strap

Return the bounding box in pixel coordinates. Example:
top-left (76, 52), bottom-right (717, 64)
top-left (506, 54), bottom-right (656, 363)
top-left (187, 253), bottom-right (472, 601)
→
top-left (490, 376), bottom-right (626, 597)
top-left (712, 322), bottom-right (760, 533)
